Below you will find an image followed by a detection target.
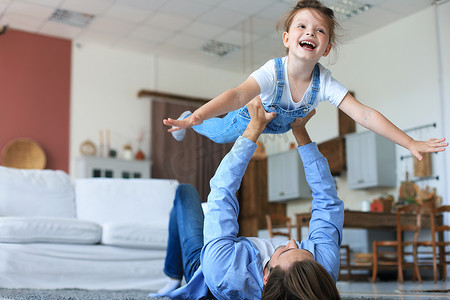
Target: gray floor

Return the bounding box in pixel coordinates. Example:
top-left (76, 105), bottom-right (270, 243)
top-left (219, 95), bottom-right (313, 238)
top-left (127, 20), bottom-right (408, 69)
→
top-left (0, 281), bottom-right (448, 299)
top-left (338, 280), bottom-right (450, 299)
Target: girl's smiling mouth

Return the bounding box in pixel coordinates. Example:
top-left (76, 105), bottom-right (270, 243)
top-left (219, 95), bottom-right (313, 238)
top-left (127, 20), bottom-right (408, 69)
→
top-left (299, 40), bottom-right (316, 50)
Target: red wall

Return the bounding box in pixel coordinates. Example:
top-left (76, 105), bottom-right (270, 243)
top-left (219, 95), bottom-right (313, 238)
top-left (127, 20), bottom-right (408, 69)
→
top-left (0, 29), bottom-right (71, 172)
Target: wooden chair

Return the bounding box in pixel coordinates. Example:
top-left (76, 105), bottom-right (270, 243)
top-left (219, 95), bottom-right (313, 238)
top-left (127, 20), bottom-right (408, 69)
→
top-left (265, 214), bottom-right (292, 239)
top-left (372, 204), bottom-right (422, 283)
top-left (338, 245), bottom-right (352, 280)
top-left (416, 205), bottom-right (450, 282)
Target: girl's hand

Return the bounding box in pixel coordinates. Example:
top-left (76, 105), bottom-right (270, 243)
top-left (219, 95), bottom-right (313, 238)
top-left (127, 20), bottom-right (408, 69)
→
top-left (163, 114), bottom-right (203, 132)
top-left (408, 138), bottom-right (448, 160)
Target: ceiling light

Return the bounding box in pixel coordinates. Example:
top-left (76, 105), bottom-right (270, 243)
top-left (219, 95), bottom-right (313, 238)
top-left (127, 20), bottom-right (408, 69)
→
top-left (201, 40), bottom-right (240, 57)
top-left (329, 0), bottom-right (372, 20)
top-left (49, 9), bottom-right (95, 28)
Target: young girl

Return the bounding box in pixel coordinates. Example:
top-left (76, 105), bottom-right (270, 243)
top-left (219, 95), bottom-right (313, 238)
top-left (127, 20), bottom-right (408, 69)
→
top-left (163, 0), bottom-right (447, 160)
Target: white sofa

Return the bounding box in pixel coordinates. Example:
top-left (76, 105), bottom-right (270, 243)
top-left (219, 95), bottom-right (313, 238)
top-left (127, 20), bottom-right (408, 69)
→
top-left (0, 166), bottom-right (178, 291)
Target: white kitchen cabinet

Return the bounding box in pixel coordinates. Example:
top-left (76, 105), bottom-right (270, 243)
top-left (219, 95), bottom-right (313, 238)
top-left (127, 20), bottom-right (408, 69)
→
top-left (268, 149), bottom-right (311, 202)
top-left (345, 131), bottom-right (396, 189)
top-left (76, 156), bottom-right (151, 179)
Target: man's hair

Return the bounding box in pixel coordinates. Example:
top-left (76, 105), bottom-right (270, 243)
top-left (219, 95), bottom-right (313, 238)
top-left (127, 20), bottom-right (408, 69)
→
top-left (261, 260), bottom-right (340, 300)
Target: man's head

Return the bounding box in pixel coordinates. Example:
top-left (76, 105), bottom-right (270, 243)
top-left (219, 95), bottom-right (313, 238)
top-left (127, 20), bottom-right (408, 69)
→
top-left (262, 239), bottom-right (340, 300)
top-left (263, 239), bottom-right (312, 285)
top-left (262, 259), bottom-right (340, 300)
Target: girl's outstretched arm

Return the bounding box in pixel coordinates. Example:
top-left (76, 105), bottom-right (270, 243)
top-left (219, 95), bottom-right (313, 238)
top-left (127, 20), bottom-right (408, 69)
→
top-left (163, 77), bottom-right (260, 132)
top-left (338, 92), bottom-right (448, 160)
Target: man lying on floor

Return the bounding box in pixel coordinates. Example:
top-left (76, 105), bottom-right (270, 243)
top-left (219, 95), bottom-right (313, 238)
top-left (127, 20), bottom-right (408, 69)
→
top-left (150, 98), bottom-right (343, 300)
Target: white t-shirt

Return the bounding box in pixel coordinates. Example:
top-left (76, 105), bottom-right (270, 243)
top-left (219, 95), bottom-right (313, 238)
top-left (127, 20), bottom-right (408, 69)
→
top-left (250, 56), bottom-right (348, 111)
top-left (247, 237), bottom-right (297, 270)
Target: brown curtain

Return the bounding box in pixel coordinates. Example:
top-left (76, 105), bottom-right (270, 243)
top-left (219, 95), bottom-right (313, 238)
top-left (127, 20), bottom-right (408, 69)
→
top-left (151, 100), bottom-right (232, 202)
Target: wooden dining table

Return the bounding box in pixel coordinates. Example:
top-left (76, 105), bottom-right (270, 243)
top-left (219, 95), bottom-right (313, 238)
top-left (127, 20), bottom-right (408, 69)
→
top-left (295, 210), bottom-right (441, 241)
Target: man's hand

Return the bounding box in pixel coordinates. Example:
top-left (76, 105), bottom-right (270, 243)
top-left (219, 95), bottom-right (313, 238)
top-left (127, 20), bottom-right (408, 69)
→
top-left (242, 96), bottom-right (276, 142)
top-left (290, 109), bottom-right (316, 146)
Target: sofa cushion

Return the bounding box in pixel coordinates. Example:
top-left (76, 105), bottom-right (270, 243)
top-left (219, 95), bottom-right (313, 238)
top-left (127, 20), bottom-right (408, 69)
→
top-left (75, 178), bottom-right (178, 226)
top-left (0, 166), bottom-right (75, 218)
top-left (0, 217), bottom-right (101, 244)
top-left (102, 222), bottom-right (168, 249)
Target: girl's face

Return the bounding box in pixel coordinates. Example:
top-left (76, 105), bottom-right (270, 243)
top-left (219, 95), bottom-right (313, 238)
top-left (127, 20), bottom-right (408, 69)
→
top-left (282, 9), bottom-right (332, 62)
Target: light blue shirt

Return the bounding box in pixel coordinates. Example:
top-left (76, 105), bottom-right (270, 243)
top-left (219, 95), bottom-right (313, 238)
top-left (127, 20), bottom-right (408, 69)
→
top-left (165, 136), bottom-right (344, 300)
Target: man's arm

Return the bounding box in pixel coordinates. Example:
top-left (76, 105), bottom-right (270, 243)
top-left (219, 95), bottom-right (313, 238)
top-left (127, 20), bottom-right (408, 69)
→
top-left (290, 109), bottom-right (314, 146)
top-left (200, 98), bottom-right (276, 298)
top-left (291, 110), bottom-right (343, 243)
top-left (203, 97), bottom-right (276, 244)
top-left (297, 141), bottom-right (343, 244)
top-left (291, 110), bottom-right (344, 281)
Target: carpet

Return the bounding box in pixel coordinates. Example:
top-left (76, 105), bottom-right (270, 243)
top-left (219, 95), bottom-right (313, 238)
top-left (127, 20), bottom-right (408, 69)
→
top-left (0, 289), bottom-right (377, 300)
top-left (0, 288), bottom-right (170, 300)
top-left (0, 288), bottom-right (369, 300)
top-left (0, 288), bottom-right (444, 300)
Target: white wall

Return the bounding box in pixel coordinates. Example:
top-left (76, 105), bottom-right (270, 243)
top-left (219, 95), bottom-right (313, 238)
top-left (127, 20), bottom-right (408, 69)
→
top-left (156, 57), bottom-right (247, 99)
top-left (70, 43), bottom-right (246, 177)
top-left (70, 44), bottom-right (154, 176)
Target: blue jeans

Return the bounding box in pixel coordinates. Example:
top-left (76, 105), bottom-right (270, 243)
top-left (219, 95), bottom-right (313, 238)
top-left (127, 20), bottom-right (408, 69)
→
top-left (164, 184), bottom-right (204, 283)
top-left (192, 110), bottom-right (248, 143)
top-left (192, 108), bottom-right (295, 143)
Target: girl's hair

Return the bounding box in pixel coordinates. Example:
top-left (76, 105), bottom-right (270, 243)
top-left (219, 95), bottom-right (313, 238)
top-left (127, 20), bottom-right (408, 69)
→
top-left (277, 0), bottom-right (341, 51)
top-left (261, 260), bottom-right (341, 300)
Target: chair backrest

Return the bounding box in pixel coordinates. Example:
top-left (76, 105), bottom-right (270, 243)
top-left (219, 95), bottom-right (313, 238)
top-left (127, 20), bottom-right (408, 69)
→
top-left (265, 213), bottom-right (292, 239)
top-left (396, 204), bottom-right (422, 243)
top-left (432, 205), bottom-right (450, 241)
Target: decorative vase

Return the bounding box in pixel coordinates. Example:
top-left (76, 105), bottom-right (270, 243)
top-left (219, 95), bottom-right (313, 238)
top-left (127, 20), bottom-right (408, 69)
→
top-left (123, 144), bottom-right (133, 160)
top-left (135, 149), bottom-right (145, 160)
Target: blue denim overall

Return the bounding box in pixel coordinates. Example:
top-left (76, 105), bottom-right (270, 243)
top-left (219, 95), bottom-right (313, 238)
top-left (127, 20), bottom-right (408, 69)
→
top-left (192, 58), bottom-right (320, 143)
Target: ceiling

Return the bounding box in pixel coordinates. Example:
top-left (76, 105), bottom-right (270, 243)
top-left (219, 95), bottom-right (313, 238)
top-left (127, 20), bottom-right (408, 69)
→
top-left (0, 0), bottom-right (435, 72)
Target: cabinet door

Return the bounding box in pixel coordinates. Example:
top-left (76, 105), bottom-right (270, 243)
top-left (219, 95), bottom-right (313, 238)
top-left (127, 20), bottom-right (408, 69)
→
top-left (268, 149), bottom-right (310, 202)
top-left (268, 152), bottom-right (287, 201)
top-left (345, 134), bottom-right (363, 188)
top-left (279, 150), bottom-right (301, 200)
top-left (346, 131), bottom-right (395, 189)
top-left (346, 132), bottom-right (377, 188)
top-left (359, 132), bottom-right (377, 186)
